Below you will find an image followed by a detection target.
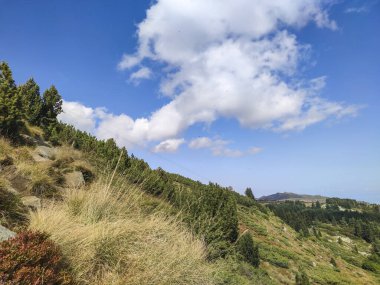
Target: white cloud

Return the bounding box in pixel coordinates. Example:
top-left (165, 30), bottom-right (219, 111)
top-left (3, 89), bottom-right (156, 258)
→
top-left (152, 138), bottom-right (185, 153)
top-left (130, 66), bottom-right (152, 81)
top-left (116, 0), bottom-right (357, 137)
top-left (188, 137), bottom-right (213, 149)
top-left (61, 1), bottom-right (360, 155)
top-left (188, 137), bottom-right (262, 157)
top-left (58, 101), bottom-right (97, 133)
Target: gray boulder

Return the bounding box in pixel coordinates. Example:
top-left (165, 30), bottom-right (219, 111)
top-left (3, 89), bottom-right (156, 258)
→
top-left (0, 224), bottom-right (16, 242)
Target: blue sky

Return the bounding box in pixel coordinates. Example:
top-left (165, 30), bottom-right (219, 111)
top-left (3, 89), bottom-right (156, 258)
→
top-left (1, 0), bottom-right (379, 202)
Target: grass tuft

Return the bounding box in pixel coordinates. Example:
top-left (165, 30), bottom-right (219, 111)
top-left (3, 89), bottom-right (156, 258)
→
top-left (29, 180), bottom-right (215, 285)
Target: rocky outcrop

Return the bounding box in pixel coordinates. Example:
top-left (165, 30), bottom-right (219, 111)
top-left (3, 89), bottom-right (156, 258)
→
top-left (32, 146), bottom-right (56, 162)
top-left (64, 171), bottom-right (85, 188)
top-left (0, 224), bottom-right (15, 242)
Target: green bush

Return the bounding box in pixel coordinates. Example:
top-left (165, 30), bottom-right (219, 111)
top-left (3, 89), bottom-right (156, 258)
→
top-left (235, 232), bottom-right (260, 267)
top-left (0, 187), bottom-right (27, 229)
top-left (295, 270), bottom-right (310, 285)
top-left (0, 231), bottom-right (73, 284)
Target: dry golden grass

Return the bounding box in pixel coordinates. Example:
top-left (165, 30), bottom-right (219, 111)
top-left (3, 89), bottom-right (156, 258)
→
top-left (29, 179), bottom-right (215, 285)
top-left (24, 121), bottom-right (44, 138)
top-left (16, 161), bottom-right (60, 197)
top-left (0, 137), bottom-right (13, 161)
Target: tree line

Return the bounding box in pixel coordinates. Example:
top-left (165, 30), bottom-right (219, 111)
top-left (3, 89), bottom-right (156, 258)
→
top-left (0, 62), bottom-right (62, 140)
top-left (0, 61), bottom-right (261, 264)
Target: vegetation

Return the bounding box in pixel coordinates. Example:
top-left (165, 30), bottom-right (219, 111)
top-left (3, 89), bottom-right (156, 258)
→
top-left (235, 232), bottom-right (260, 267)
top-left (0, 231), bottom-right (73, 284)
top-left (29, 180), bottom-right (215, 285)
top-left (1, 61), bottom-right (380, 284)
top-left (267, 200), bottom-right (380, 242)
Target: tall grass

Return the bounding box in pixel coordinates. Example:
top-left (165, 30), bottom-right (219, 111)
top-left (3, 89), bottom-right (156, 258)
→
top-left (29, 178), bottom-right (215, 285)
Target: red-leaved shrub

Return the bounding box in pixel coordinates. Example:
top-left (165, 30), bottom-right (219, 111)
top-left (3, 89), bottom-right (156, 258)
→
top-left (0, 231), bottom-right (73, 285)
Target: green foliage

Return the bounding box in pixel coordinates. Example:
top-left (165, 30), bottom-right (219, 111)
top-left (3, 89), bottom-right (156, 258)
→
top-left (362, 241), bottom-right (380, 273)
top-left (235, 232), bottom-right (260, 267)
top-left (295, 270), bottom-right (310, 285)
top-left (245, 187), bottom-right (255, 200)
top-left (18, 78), bottom-right (43, 125)
top-left (41, 85), bottom-right (63, 124)
top-left (0, 231), bottom-right (73, 284)
top-left (0, 62), bottom-right (24, 139)
top-left (0, 187), bottom-right (27, 230)
top-left (330, 257), bottom-right (337, 267)
top-left (268, 200), bottom-right (380, 243)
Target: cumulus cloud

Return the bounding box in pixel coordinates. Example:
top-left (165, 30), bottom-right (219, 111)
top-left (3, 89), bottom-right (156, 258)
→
top-left (152, 138), bottom-right (186, 153)
top-left (188, 137), bottom-right (262, 157)
top-left (117, 0), bottom-right (357, 135)
top-left (61, 1), bottom-right (360, 155)
top-left (58, 101), bottom-right (97, 133)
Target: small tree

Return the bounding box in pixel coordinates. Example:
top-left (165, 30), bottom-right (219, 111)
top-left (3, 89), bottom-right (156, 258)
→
top-left (245, 187), bottom-right (255, 200)
top-left (41, 85), bottom-right (63, 125)
top-left (0, 62), bottom-right (23, 139)
top-left (18, 78), bottom-right (43, 125)
top-left (295, 270), bottom-right (310, 285)
top-left (236, 232), bottom-right (260, 267)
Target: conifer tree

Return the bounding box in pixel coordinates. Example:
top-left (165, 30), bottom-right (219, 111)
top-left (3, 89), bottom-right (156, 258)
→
top-left (245, 187), bottom-right (255, 200)
top-left (18, 78), bottom-right (43, 125)
top-left (0, 62), bottom-right (23, 138)
top-left (41, 85), bottom-right (62, 125)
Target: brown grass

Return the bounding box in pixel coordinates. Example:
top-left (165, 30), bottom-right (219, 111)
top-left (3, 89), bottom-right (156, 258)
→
top-left (29, 179), bottom-right (215, 285)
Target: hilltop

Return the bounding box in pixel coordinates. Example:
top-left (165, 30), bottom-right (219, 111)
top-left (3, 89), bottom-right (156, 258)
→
top-left (259, 192), bottom-right (327, 203)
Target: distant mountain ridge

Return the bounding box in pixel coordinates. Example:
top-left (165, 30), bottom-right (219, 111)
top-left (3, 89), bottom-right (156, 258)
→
top-left (258, 192), bottom-right (327, 203)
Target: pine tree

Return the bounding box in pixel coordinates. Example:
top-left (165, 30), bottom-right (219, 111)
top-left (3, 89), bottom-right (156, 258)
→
top-left (41, 85), bottom-right (62, 125)
top-left (245, 187), bottom-right (255, 200)
top-left (18, 78), bottom-right (43, 125)
top-left (0, 62), bottom-right (23, 139)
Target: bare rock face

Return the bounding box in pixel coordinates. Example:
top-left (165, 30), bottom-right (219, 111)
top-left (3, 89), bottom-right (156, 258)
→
top-left (21, 196), bottom-right (41, 210)
top-left (32, 146), bottom-right (56, 162)
top-left (64, 171), bottom-right (85, 188)
top-left (0, 224), bottom-right (16, 242)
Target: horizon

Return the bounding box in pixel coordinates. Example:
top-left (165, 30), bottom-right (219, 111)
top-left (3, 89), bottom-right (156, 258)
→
top-left (1, 1), bottom-right (379, 203)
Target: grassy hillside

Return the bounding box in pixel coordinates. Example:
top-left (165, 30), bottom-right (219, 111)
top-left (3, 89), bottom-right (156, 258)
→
top-left (1, 126), bottom-right (380, 284)
top-left (1, 62), bottom-right (380, 284)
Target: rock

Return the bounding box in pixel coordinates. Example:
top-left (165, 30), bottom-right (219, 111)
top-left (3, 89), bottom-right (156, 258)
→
top-left (21, 196), bottom-right (41, 210)
top-left (32, 146), bottom-right (56, 161)
top-left (64, 171), bottom-right (85, 188)
top-left (0, 224), bottom-right (16, 242)
top-left (312, 261), bottom-right (317, 267)
top-left (21, 134), bottom-right (51, 147)
top-left (8, 170), bottom-right (30, 193)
